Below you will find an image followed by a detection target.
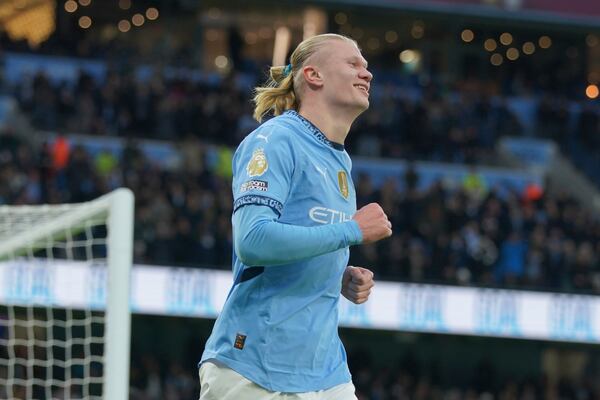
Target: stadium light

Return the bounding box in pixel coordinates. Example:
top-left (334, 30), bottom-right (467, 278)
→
top-left (132, 13), bottom-right (144, 27)
top-left (411, 21), bottom-right (424, 39)
top-left (385, 30), bottom-right (398, 44)
top-left (484, 38), bottom-right (497, 52)
top-left (118, 19), bottom-right (131, 33)
top-left (500, 32), bottom-right (513, 45)
top-left (506, 47), bottom-right (519, 61)
top-left (367, 37), bottom-right (380, 50)
top-left (146, 7), bottom-right (159, 21)
top-left (461, 29), bottom-right (474, 43)
top-left (490, 53), bottom-right (503, 66)
top-left (522, 41), bottom-right (535, 55)
top-left (214, 55), bottom-right (229, 69)
top-left (586, 84), bottom-right (599, 99)
top-left (334, 12), bottom-right (347, 25)
top-left (399, 49), bottom-right (419, 64)
top-left (78, 16), bottom-right (91, 29)
top-left (539, 35), bottom-right (552, 49)
top-left (586, 34), bottom-right (598, 47)
top-left (64, 0), bottom-right (77, 13)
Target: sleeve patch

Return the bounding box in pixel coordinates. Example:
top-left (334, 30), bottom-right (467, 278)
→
top-left (240, 180), bottom-right (269, 193)
top-left (234, 195), bottom-right (283, 215)
top-left (246, 148), bottom-right (268, 177)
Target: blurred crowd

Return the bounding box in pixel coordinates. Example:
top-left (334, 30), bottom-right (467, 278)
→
top-left (352, 172), bottom-right (600, 293)
top-left (11, 71), bottom-right (251, 147)
top-left (8, 68), bottom-right (600, 185)
top-left (129, 356), bottom-right (197, 400)
top-left (1, 128), bottom-right (599, 294)
top-left (127, 350), bottom-right (600, 400)
top-left (0, 131), bottom-right (234, 268)
top-left (10, 70), bottom-right (520, 165)
top-left (349, 356), bottom-right (600, 400)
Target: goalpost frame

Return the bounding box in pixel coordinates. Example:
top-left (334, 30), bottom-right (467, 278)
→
top-left (104, 188), bottom-right (134, 400)
top-left (0, 188), bottom-right (134, 400)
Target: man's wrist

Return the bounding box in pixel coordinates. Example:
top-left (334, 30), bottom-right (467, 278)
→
top-left (345, 220), bottom-right (363, 246)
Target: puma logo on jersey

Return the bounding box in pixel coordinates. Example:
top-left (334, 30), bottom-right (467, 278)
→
top-left (256, 132), bottom-right (273, 143)
top-left (314, 164), bottom-right (328, 181)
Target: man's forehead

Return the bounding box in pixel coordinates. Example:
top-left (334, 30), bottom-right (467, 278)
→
top-left (305, 39), bottom-right (368, 68)
top-left (327, 40), bottom-right (367, 63)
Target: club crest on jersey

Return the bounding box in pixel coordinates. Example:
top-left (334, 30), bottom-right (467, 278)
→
top-left (246, 148), bottom-right (268, 177)
top-left (338, 171), bottom-right (349, 199)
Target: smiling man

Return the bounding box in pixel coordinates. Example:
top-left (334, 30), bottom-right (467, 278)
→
top-left (199, 33), bottom-right (392, 400)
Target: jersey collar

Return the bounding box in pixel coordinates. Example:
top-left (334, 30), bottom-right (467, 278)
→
top-left (285, 110), bottom-right (345, 151)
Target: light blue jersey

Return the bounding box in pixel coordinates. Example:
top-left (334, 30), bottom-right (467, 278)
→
top-left (200, 110), bottom-right (363, 393)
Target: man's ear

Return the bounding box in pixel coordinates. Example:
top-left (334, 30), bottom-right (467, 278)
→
top-left (302, 66), bottom-right (324, 89)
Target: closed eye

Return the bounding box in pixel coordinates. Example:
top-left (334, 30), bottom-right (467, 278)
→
top-left (349, 60), bottom-right (368, 70)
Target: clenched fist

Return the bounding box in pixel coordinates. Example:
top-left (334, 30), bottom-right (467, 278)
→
top-left (341, 266), bottom-right (375, 304)
top-left (353, 203), bottom-right (392, 244)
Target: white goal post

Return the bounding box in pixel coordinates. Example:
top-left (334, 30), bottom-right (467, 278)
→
top-left (0, 188), bottom-right (134, 400)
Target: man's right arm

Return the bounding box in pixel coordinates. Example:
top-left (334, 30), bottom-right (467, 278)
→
top-left (234, 202), bottom-right (391, 267)
top-left (233, 204), bottom-right (362, 266)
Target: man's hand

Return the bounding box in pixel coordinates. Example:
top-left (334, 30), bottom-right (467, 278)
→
top-left (341, 266), bottom-right (374, 304)
top-left (353, 203), bottom-right (392, 244)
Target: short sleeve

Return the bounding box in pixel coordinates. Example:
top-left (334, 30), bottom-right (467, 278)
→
top-left (232, 126), bottom-right (295, 216)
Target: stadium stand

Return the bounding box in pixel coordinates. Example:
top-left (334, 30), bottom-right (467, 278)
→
top-left (2, 65), bottom-right (598, 293)
top-left (2, 1), bottom-right (600, 398)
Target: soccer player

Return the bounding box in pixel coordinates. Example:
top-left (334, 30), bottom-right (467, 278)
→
top-left (199, 33), bottom-right (392, 399)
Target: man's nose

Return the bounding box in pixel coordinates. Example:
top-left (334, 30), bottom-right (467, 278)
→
top-left (361, 69), bottom-right (373, 82)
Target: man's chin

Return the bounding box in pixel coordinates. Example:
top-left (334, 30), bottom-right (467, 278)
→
top-left (336, 99), bottom-right (370, 118)
top-left (356, 99), bottom-right (370, 113)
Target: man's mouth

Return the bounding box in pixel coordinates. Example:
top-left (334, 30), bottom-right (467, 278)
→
top-left (354, 84), bottom-right (369, 95)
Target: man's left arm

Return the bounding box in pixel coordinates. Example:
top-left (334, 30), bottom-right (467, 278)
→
top-left (341, 266), bottom-right (374, 304)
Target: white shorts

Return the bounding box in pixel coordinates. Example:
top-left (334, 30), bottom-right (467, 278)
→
top-left (199, 360), bottom-right (358, 400)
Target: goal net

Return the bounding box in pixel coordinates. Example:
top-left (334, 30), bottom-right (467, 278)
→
top-left (0, 188), bottom-right (134, 400)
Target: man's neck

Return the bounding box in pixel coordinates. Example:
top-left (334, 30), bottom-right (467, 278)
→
top-left (298, 101), bottom-right (357, 146)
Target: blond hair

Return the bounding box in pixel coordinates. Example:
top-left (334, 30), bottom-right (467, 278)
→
top-left (252, 33), bottom-right (357, 122)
